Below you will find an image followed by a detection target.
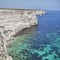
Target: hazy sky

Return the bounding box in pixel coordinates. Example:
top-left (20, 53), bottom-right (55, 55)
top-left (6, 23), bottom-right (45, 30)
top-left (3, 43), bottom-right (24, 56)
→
top-left (0, 0), bottom-right (60, 10)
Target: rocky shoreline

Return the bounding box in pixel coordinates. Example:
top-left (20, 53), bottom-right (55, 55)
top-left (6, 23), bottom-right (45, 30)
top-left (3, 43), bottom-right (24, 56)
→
top-left (0, 8), bottom-right (46, 60)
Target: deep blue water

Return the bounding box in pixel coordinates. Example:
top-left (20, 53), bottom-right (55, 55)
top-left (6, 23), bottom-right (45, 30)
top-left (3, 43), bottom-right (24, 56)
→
top-left (29, 10), bottom-right (60, 48)
top-left (7, 10), bottom-right (60, 60)
top-left (37, 10), bottom-right (60, 33)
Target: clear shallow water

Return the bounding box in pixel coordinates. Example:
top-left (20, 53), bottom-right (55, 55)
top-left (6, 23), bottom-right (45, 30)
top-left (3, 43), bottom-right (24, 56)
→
top-left (7, 10), bottom-right (60, 60)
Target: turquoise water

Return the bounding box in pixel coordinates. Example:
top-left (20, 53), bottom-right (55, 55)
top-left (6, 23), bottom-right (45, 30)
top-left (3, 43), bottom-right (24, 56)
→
top-left (7, 11), bottom-right (60, 60)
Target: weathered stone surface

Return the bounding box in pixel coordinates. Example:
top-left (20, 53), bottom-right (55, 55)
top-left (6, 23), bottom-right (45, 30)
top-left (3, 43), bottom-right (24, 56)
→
top-left (0, 8), bottom-right (45, 60)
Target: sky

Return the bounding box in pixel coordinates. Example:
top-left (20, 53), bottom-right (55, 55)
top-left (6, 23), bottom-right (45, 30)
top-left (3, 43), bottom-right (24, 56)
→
top-left (0, 0), bottom-right (60, 10)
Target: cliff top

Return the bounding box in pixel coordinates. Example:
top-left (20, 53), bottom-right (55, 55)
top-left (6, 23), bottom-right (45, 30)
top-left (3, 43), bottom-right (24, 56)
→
top-left (0, 8), bottom-right (42, 11)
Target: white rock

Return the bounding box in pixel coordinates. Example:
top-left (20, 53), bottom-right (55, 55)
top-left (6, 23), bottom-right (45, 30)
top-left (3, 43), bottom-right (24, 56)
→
top-left (0, 8), bottom-right (45, 60)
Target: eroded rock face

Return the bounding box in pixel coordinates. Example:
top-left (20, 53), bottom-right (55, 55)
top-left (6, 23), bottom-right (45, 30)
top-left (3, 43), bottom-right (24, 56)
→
top-left (0, 9), bottom-right (45, 60)
top-left (0, 32), bottom-right (12, 60)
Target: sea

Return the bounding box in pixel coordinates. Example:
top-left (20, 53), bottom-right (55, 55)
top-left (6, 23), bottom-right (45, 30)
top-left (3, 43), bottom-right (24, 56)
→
top-left (7, 10), bottom-right (60, 60)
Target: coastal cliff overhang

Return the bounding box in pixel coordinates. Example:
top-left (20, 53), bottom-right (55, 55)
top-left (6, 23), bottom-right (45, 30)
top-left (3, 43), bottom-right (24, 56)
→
top-left (0, 8), bottom-right (46, 60)
top-left (0, 8), bottom-right (46, 41)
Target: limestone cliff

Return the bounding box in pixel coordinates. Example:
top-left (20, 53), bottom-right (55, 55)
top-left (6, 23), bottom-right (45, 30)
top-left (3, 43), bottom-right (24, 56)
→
top-left (0, 8), bottom-right (45, 60)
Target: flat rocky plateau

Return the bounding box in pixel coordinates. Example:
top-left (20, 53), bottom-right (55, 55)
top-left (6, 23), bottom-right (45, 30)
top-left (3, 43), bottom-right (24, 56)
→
top-left (0, 8), bottom-right (45, 60)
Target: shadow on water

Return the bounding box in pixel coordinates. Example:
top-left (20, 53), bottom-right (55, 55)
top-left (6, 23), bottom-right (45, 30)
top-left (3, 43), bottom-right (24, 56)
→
top-left (14, 25), bottom-right (37, 37)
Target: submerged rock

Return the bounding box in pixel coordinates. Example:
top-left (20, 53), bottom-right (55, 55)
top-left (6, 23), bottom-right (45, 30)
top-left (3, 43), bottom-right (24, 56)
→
top-left (46, 32), bottom-right (60, 48)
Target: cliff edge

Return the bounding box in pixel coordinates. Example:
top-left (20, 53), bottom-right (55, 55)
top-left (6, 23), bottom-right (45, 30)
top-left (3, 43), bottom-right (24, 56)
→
top-left (0, 8), bottom-right (46, 60)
